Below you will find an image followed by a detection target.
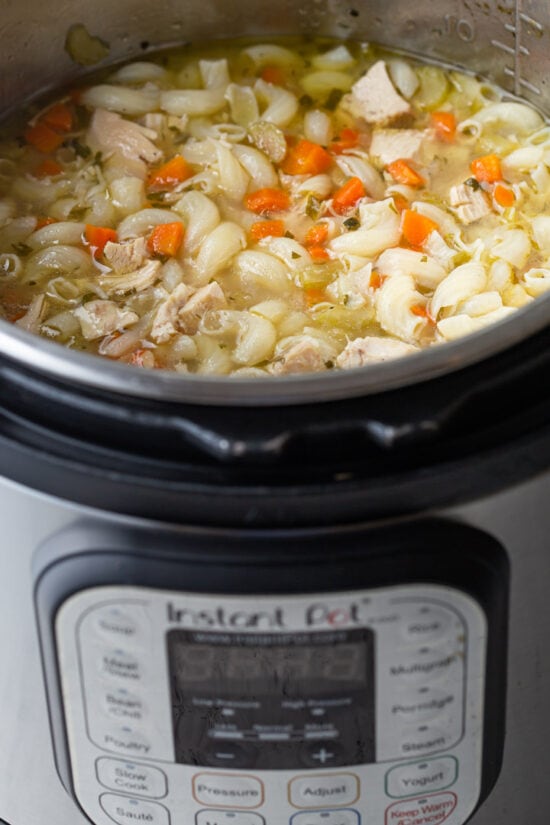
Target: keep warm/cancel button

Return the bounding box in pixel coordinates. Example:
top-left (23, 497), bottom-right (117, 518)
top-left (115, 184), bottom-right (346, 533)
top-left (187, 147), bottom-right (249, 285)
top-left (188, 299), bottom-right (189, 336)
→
top-left (289, 773), bottom-right (360, 809)
top-left (192, 773), bottom-right (264, 809)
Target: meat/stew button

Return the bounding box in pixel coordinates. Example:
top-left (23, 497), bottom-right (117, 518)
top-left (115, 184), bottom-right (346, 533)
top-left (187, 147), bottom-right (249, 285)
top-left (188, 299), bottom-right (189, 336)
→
top-left (289, 773), bottom-right (360, 809)
top-left (192, 773), bottom-right (265, 809)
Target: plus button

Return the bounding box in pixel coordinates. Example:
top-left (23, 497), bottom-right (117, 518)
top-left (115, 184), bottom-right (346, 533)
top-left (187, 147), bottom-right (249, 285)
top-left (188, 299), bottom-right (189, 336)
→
top-left (311, 747), bottom-right (335, 764)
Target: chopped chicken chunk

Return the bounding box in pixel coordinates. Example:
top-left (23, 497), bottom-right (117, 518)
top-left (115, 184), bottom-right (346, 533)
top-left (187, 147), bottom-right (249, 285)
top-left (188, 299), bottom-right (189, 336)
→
top-left (150, 283), bottom-right (193, 343)
top-left (369, 128), bottom-right (425, 166)
top-left (449, 182), bottom-right (491, 225)
top-left (73, 300), bottom-right (138, 341)
top-left (336, 336), bottom-right (419, 369)
top-left (270, 336), bottom-right (325, 375)
top-left (98, 259), bottom-right (161, 296)
top-left (88, 108), bottom-right (163, 166)
top-left (345, 61), bottom-right (413, 126)
top-left (104, 237), bottom-right (148, 274)
top-left (177, 282), bottom-right (227, 335)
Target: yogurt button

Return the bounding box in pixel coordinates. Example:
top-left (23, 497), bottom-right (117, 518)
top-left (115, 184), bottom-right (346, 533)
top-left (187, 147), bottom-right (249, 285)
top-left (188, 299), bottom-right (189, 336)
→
top-left (289, 774), bottom-right (360, 810)
top-left (96, 758), bottom-right (167, 798)
top-left (386, 757), bottom-right (458, 798)
top-left (100, 794), bottom-right (170, 825)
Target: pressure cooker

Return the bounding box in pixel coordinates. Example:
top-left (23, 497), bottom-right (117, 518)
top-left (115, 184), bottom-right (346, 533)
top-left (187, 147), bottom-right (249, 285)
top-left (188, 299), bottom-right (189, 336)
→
top-left (1, 1), bottom-right (550, 824)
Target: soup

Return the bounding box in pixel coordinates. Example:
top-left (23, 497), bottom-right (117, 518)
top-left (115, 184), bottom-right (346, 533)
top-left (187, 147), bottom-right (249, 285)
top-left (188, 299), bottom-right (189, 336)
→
top-left (0, 38), bottom-right (548, 375)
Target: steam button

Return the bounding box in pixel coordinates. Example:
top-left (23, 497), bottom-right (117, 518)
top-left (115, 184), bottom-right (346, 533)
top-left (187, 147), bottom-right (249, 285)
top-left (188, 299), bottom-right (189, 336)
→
top-left (99, 793), bottom-right (170, 824)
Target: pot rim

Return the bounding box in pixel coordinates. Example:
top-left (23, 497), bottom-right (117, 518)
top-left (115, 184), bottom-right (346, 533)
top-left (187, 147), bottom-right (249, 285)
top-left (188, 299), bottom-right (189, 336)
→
top-left (0, 291), bottom-right (548, 406)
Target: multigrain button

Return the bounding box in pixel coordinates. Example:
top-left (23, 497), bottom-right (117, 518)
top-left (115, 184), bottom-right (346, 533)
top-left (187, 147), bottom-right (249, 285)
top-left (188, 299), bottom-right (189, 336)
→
top-left (386, 757), bottom-right (458, 798)
top-left (289, 774), bottom-right (360, 809)
top-left (195, 811), bottom-right (266, 824)
top-left (388, 648), bottom-right (458, 685)
top-left (291, 810), bottom-right (361, 824)
top-left (96, 758), bottom-right (168, 798)
top-left (384, 791), bottom-right (458, 825)
top-left (98, 726), bottom-right (153, 757)
top-left (102, 688), bottom-right (147, 723)
top-left (99, 793), bottom-right (170, 824)
top-left (100, 650), bottom-right (143, 683)
top-left (192, 773), bottom-right (264, 809)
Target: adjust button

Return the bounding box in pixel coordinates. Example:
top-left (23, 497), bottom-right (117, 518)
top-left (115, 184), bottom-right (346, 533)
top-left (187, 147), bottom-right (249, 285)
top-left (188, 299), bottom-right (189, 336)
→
top-left (195, 812), bottom-right (265, 824)
top-left (291, 810), bottom-right (361, 824)
top-left (289, 774), bottom-right (360, 810)
top-left (386, 757), bottom-right (458, 798)
top-left (100, 794), bottom-right (170, 825)
top-left (96, 758), bottom-right (167, 799)
top-left (192, 773), bottom-right (264, 809)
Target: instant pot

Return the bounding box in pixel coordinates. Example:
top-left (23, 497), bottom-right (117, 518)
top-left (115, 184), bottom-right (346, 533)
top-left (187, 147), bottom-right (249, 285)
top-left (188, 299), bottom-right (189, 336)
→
top-left (1, 1), bottom-right (550, 824)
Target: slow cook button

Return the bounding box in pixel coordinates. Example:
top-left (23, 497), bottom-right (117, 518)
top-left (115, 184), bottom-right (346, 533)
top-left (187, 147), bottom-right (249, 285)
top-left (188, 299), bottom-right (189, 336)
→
top-left (99, 793), bottom-right (170, 824)
top-left (195, 812), bottom-right (265, 824)
top-left (290, 810), bottom-right (361, 824)
top-left (386, 756), bottom-right (458, 798)
top-left (289, 774), bottom-right (360, 810)
top-left (400, 607), bottom-right (454, 645)
top-left (102, 689), bottom-right (147, 723)
top-left (98, 726), bottom-right (153, 758)
top-left (399, 726), bottom-right (454, 758)
top-left (384, 792), bottom-right (458, 825)
top-left (94, 608), bottom-right (141, 642)
top-left (96, 758), bottom-right (168, 798)
top-left (192, 773), bottom-right (265, 809)
top-left (100, 650), bottom-right (144, 683)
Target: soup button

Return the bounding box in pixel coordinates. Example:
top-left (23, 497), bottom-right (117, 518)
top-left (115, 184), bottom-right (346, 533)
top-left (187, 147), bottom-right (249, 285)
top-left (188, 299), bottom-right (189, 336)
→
top-left (289, 774), bottom-right (360, 809)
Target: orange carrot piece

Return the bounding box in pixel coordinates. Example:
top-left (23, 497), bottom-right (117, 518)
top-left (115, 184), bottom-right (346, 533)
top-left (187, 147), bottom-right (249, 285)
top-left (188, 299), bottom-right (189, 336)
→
top-left (369, 272), bottom-right (387, 290)
top-left (245, 187), bottom-right (291, 214)
top-left (386, 159), bottom-right (425, 188)
top-left (147, 222), bottom-right (185, 257)
top-left (401, 209), bottom-right (439, 247)
top-left (35, 216), bottom-right (58, 230)
top-left (493, 183), bottom-right (515, 208)
top-left (471, 154), bottom-right (502, 184)
top-left (34, 159), bottom-right (63, 178)
top-left (332, 177), bottom-right (366, 214)
top-left (281, 139), bottom-right (333, 176)
top-left (309, 246), bottom-right (330, 262)
top-left (249, 220), bottom-right (286, 241)
top-left (261, 66), bottom-right (286, 86)
top-left (305, 223), bottom-right (329, 247)
top-left (84, 225), bottom-right (118, 258)
top-left (24, 123), bottom-right (65, 154)
top-left (41, 103), bottom-right (74, 133)
top-left (411, 303), bottom-right (432, 320)
top-left (304, 287), bottom-right (327, 306)
top-left (431, 111), bottom-right (457, 143)
top-left (147, 156), bottom-right (192, 191)
top-left (331, 128), bottom-right (360, 154)
top-left (392, 193), bottom-right (410, 213)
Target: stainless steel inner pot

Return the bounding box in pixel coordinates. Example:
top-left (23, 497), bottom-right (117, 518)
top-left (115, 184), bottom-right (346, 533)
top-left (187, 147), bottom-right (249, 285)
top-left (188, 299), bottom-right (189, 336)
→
top-left (0, 0), bottom-right (549, 405)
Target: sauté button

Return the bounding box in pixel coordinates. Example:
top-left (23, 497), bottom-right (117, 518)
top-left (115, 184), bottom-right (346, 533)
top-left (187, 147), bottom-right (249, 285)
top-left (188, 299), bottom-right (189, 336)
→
top-left (96, 758), bottom-right (168, 798)
top-left (289, 774), bottom-right (360, 809)
top-left (99, 793), bottom-right (170, 824)
top-left (386, 756), bottom-right (458, 798)
top-left (385, 791), bottom-right (458, 825)
top-left (192, 773), bottom-right (264, 809)
top-left (195, 811), bottom-right (266, 825)
top-left (290, 809), bottom-right (361, 824)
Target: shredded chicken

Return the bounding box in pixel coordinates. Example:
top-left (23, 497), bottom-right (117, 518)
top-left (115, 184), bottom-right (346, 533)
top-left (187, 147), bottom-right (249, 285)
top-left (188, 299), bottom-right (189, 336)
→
top-left (336, 336), bottom-right (419, 369)
top-left (270, 336), bottom-right (325, 375)
top-left (99, 259), bottom-right (161, 296)
top-left (104, 237), bottom-right (149, 274)
top-left (249, 121), bottom-right (287, 163)
top-left (150, 283), bottom-right (193, 343)
top-left (369, 128), bottom-right (425, 166)
top-left (345, 61), bottom-right (413, 126)
top-left (177, 282), bottom-right (227, 335)
top-left (449, 182), bottom-right (491, 224)
top-left (88, 108), bottom-right (163, 166)
top-left (73, 300), bottom-right (138, 341)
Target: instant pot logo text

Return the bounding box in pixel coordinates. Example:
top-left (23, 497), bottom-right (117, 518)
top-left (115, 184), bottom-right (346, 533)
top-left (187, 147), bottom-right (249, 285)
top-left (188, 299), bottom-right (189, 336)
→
top-left (166, 598), bottom-right (370, 629)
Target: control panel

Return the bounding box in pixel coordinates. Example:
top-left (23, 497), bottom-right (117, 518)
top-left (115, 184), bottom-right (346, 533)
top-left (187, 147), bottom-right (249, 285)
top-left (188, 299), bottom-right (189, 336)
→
top-left (55, 584), bottom-right (487, 825)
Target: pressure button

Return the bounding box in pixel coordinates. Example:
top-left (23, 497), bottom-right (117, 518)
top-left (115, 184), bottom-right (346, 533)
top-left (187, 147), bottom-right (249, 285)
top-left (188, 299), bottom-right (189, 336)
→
top-left (99, 794), bottom-right (170, 824)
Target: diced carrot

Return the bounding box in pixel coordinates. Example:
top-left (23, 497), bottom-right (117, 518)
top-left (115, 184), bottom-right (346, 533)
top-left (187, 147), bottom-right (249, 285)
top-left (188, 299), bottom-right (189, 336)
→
top-left (305, 223), bottom-right (329, 247)
top-left (309, 246), bottom-right (330, 262)
top-left (304, 287), bottom-right (327, 306)
top-left (84, 224), bottom-right (118, 258)
top-left (41, 103), bottom-right (74, 133)
top-left (34, 159), bottom-right (63, 178)
top-left (493, 183), bottom-right (515, 208)
top-left (332, 177), bottom-right (366, 214)
top-left (261, 66), bottom-right (286, 86)
top-left (471, 154), bottom-right (502, 184)
top-left (147, 222), bottom-right (185, 257)
top-left (431, 111), bottom-right (457, 143)
top-left (36, 216), bottom-right (58, 230)
top-left (369, 272), bottom-right (387, 290)
top-left (245, 187), bottom-right (291, 214)
top-left (331, 128), bottom-right (360, 154)
top-left (147, 156), bottom-right (192, 191)
top-left (249, 220), bottom-right (286, 241)
top-left (392, 193), bottom-right (410, 213)
top-left (386, 159), bottom-right (425, 188)
top-left (281, 139), bottom-right (333, 176)
top-left (24, 123), bottom-right (65, 154)
top-left (410, 303), bottom-right (433, 321)
top-left (401, 209), bottom-right (439, 248)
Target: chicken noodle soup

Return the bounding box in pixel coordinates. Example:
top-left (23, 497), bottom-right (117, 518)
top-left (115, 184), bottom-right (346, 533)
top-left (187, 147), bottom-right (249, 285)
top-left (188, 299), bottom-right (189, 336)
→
top-left (0, 38), bottom-right (548, 375)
